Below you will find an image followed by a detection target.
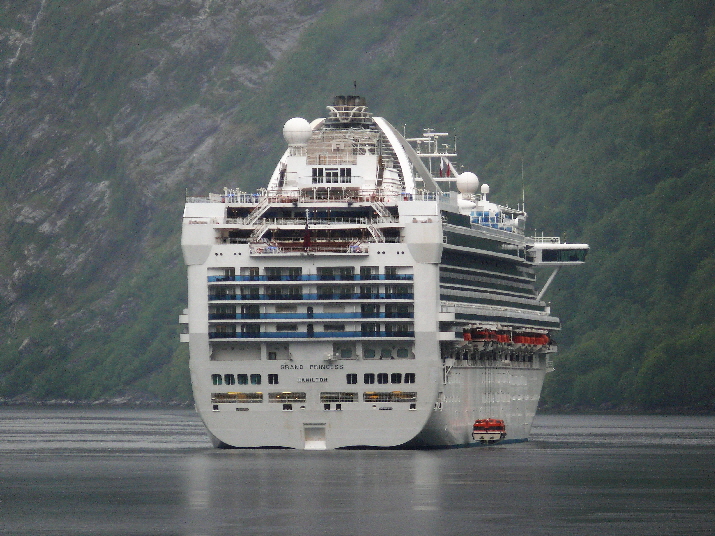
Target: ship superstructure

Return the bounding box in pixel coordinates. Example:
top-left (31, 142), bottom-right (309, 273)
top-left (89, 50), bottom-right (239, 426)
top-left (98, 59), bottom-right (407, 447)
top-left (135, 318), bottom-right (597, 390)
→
top-left (180, 96), bottom-right (588, 449)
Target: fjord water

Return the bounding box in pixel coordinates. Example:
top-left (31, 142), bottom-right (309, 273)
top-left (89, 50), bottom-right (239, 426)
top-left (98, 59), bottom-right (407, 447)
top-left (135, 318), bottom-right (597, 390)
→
top-left (1, 409), bottom-right (713, 535)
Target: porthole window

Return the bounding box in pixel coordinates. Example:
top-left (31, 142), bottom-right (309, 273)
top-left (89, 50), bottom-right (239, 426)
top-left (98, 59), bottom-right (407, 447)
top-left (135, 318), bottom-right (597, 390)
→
top-left (364, 373), bottom-right (375, 384)
top-left (237, 374), bottom-right (248, 385)
top-left (391, 373), bottom-right (402, 384)
top-left (405, 373), bottom-right (416, 384)
top-left (211, 374), bottom-right (222, 386)
top-left (377, 373), bottom-right (388, 384)
top-left (347, 373), bottom-right (358, 385)
top-left (224, 374), bottom-right (236, 385)
top-left (268, 374), bottom-right (279, 385)
top-left (250, 374), bottom-right (261, 385)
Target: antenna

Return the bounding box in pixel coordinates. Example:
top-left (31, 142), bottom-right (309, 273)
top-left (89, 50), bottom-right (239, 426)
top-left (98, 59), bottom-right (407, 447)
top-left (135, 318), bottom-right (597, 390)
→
top-left (521, 158), bottom-right (525, 212)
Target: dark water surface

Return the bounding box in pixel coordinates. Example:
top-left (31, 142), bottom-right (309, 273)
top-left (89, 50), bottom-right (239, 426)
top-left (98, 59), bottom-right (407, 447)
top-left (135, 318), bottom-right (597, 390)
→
top-left (1, 409), bottom-right (713, 535)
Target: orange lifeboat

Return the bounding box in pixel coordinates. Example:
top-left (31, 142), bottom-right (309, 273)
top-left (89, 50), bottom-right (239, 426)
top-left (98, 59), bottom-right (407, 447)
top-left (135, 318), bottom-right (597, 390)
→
top-left (472, 418), bottom-right (507, 443)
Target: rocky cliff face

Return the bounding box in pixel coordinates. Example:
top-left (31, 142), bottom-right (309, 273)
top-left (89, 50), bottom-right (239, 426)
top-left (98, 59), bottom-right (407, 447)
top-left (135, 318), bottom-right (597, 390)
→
top-left (0, 0), bottom-right (326, 402)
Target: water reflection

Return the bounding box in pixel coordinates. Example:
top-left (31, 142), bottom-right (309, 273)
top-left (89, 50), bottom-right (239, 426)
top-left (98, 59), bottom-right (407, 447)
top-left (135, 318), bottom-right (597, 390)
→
top-left (182, 449), bottom-right (446, 534)
top-left (1, 408), bottom-right (714, 535)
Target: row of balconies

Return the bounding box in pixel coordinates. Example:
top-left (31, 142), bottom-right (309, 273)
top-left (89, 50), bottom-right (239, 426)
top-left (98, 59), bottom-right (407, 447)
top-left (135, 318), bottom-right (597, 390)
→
top-left (208, 312), bottom-right (414, 320)
top-left (208, 291), bottom-right (414, 301)
top-left (208, 273), bottom-right (414, 282)
top-left (209, 324), bottom-right (414, 340)
top-left (208, 331), bottom-right (416, 340)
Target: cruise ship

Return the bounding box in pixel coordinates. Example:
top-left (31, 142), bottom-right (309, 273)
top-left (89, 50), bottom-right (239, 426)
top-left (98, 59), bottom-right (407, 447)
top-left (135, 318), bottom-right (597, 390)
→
top-left (180, 96), bottom-right (588, 449)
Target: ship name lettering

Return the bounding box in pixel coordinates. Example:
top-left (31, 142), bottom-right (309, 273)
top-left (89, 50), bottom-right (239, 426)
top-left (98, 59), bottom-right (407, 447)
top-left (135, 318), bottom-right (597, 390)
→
top-left (309, 364), bottom-right (344, 370)
top-left (280, 364), bottom-right (304, 370)
top-left (297, 377), bottom-right (328, 383)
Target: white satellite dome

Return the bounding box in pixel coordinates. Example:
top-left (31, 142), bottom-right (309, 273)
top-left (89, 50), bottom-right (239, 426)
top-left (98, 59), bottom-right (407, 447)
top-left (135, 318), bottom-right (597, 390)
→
top-left (283, 117), bottom-right (312, 146)
top-left (480, 183), bottom-right (490, 195)
top-left (456, 171), bottom-right (479, 194)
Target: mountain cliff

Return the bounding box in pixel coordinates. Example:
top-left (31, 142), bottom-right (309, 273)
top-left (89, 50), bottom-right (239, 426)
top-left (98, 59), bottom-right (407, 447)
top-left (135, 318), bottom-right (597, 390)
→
top-left (1, 0), bottom-right (713, 410)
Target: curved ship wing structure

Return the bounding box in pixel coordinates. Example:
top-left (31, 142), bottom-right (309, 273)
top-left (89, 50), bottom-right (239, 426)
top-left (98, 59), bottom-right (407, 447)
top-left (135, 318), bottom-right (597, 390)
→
top-left (180, 96), bottom-right (588, 449)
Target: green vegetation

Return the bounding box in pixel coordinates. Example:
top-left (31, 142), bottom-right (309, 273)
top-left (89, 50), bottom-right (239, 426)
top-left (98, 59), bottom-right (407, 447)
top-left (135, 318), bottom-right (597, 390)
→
top-left (0, 0), bottom-right (713, 411)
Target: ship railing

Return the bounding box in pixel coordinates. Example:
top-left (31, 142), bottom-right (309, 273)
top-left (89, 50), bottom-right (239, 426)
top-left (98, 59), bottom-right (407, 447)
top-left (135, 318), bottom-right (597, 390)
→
top-left (186, 192), bottom-right (262, 204)
top-left (208, 312), bottom-right (415, 320)
top-left (208, 273), bottom-right (413, 282)
top-left (453, 359), bottom-right (539, 369)
top-left (249, 243), bottom-right (371, 254)
top-left (224, 216), bottom-right (400, 226)
top-left (187, 189), bottom-right (439, 206)
top-left (208, 331), bottom-right (416, 340)
top-left (533, 236), bottom-right (561, 244)
top-left (208, 292), bottom-right (415, 301)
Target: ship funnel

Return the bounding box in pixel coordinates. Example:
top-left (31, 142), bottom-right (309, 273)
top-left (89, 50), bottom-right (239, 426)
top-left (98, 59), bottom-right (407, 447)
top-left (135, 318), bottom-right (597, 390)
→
top-left (326, 96), bottom-right (372, 128)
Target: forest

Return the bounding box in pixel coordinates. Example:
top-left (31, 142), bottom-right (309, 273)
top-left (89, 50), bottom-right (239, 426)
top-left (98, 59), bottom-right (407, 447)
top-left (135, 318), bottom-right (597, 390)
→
top-left (0, 0), bottom-right (713, 411)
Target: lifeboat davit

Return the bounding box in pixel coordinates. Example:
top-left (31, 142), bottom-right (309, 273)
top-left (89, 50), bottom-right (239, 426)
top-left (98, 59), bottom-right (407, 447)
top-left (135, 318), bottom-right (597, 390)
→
top-left (472, 418), bottom-right (506, 444)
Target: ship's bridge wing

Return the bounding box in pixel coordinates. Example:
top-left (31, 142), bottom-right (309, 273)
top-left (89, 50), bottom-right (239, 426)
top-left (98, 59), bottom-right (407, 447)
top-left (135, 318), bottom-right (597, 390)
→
top-left (529, 239), bottom-right (589, 266)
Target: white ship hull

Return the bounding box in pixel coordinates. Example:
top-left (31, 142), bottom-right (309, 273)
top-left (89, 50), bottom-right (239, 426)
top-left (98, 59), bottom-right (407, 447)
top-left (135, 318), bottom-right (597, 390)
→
top-left (180, 96), bottom-right (587, 449)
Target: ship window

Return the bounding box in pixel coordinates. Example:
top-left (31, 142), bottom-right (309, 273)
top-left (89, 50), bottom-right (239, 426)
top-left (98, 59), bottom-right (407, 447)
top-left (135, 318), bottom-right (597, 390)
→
top-left (364, 373), bottom-right (375, 384)
top-left (312, 168), bottom-right (324, 184)
top-left (346, 373), bottom-right (358, 384)
top-left (377, 373), bottom-right (388, 384)
top-left (269, 392), bottom-right (306, 403)
top-left (321, 392), bottom-right (357, 403)
top-left (361, 323), bottom-right (379, 336)
top-left (250, 374), bottom-right (261, 385)
top-left (364, 348), bottom-right (376, 359)
top-left (283, 404), bottom-right (293, 411)
top-left (380, 348), bottom-right (392, 359)
top-left (265, 267), bottom-right (281, 281)
top-left (391, 373), bottom-right (402, 384)
top-left (339, 267), bottom-right (355, 280)
top-left (325, 168), bottom-right (339, 182)
top-left (241, 324), bottom-right (260, 335)
top-left (237, 374), bottom-right (248, 385)
top-left (224, 374), bottom-right (235, 385)
top-left (396, 347), bottom-right (409, 358)
top-left (360, 266), bottom-right (378, 280)
top-left (268, 352), bottom-right (277, 360)
top-left (276, 324), bottom-right (298, 331)
top-left (405, 373), bottom-right (416, 384)
top-left (211, 374), bottom-right (222, 385)
top-left (324, 324), bottom-right (345, 332)
top-left (268, 374), bottom-right (279, 385)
